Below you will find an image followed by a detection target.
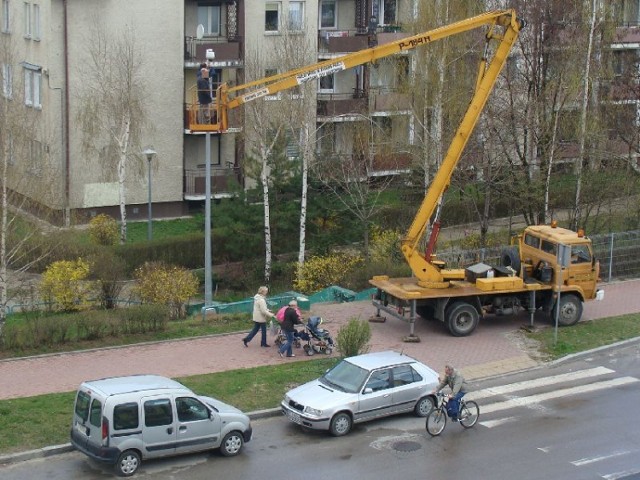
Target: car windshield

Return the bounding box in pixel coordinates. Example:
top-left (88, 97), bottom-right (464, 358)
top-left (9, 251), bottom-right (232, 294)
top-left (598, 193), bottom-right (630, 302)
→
top-left (320, 360), bottom-right (368, 393)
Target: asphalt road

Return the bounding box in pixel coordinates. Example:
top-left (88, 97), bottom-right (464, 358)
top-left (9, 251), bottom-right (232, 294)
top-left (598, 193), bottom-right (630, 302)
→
top-left (3, 340), bottom-right (638, 480)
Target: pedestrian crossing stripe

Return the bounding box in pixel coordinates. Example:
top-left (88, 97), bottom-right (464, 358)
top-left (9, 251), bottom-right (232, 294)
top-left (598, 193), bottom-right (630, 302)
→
top-left (468, 366), bottom-right (615, 401)
top-left (479, 376), bottom-right (637, 417)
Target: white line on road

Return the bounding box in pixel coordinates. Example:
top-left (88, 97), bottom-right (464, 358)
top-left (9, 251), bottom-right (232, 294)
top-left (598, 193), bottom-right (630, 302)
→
top-left (571, 450), bottom-right (631, 466)
top-left (479, 416), bottom-right (518, 428)
top-left (480, 377), bottom-right (638, 415)
top-left (602, 468), bottom-right (640, 480)
top-left (468, 367), bottom-right (616, 401)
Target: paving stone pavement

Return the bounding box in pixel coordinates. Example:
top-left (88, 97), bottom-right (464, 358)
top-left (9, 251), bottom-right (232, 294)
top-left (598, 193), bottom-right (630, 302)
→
top-left (0, 279), bottom-right (638, 401)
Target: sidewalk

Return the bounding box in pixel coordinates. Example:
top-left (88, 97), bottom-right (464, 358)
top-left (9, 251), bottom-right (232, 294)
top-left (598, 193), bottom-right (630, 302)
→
top-left (1, 279), bottom-right (638, 401)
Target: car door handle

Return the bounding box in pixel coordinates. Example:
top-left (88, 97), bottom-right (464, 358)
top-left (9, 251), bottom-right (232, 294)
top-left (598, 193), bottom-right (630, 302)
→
top-left (166, 427), bottom-right (173, 434)
top-left (179, 426), bottom-right (187, 432)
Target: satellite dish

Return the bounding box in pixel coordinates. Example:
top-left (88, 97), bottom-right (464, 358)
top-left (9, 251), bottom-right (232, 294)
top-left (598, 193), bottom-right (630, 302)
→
top-left (196, 24), bottom-right (205, 39)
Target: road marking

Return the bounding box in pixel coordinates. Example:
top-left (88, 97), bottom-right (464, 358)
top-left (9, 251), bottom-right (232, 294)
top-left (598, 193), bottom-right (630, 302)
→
top-left (479, 416), bottom-right (518, 428)
top-left (602, 469), bottom-right (640, 480)
top-left (480, 377), bottom-right (638, 415)
top-left (468, 367), bottom-right (615, 401)
top-left (571, 450), bottom-right (631, 466)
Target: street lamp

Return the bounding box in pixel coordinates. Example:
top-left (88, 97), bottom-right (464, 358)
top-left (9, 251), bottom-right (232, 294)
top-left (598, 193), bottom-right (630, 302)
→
top-left (142, 147), bottom-right (157, 241)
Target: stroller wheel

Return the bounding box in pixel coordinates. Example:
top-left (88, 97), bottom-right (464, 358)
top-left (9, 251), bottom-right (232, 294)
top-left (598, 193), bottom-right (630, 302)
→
top-left (304, 344), bottom-right (315, 356)
top-left (325, 347), bottom-right (333, 355)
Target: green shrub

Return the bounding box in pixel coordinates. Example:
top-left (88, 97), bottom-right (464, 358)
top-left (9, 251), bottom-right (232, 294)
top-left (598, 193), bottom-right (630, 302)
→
top-left (336, 318), bottom-right (371, 357)
top-left (293, 252), bottom-right (364, 294)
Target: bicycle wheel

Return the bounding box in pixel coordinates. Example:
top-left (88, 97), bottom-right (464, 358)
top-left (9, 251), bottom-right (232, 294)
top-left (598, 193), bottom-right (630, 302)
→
top-left (459, 400), bottom-right (479, 428)
top-left (426, 407), bottom-right (447, 436)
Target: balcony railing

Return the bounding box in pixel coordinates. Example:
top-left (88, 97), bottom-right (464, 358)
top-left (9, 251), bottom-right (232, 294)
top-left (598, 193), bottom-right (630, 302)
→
top-left (318, 25), bottom-right (409, 54)
top-left (184, 167), bottom-right (242, 197)
top-left (185, 36), bottom-right (243, 66)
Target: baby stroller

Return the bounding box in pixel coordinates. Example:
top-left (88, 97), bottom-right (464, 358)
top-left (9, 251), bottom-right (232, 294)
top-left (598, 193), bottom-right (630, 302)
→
top-left (302, 316), bottom-right (334, 356)
top-left (273, 325), bottom-right (303, 349)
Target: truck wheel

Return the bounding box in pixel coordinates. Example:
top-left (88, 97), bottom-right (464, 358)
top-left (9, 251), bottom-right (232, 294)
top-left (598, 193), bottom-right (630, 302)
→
top-left (446, 302), bottom-right (479, 337)
top-left (500, 247), bottom-right (521, 274)
top-left (555, 294), bottom-right (583, 326)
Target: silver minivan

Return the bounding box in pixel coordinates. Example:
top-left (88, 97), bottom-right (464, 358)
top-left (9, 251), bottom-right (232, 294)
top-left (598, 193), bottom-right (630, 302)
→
top-left (70, 374), bottom-right (252, 476)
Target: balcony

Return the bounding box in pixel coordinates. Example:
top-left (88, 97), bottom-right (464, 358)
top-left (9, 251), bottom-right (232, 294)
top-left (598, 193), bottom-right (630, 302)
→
top-left (184, 167), bottom-right (243, 200)
top-left (369, 88), bottom-right (411, 113)
top-left (185, 36), bottom-right (243, 67)
top-left (318, 26), bottom-right (411, 55)
top-left (317, 91), bottom-right (368, 118)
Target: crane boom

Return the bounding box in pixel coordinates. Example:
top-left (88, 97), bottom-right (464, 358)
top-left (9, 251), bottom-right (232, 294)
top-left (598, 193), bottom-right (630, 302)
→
top-left (187, 10), bottom-right (523, 135)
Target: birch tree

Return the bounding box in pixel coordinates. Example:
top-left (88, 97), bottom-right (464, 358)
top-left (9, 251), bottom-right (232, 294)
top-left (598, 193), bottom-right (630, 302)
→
top-left (0, 34), bottom-right (55, 338)
top-left (76, 23), bottom-right (148, 244)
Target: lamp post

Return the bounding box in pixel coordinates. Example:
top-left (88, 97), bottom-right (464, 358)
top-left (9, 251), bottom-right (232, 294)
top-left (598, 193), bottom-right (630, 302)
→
top-left (142, 147), bottom-right (156, 241)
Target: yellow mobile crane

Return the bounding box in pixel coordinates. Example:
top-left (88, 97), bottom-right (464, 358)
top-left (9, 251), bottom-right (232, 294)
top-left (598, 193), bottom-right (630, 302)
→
top-left (188, 10), bottom-right (601, 338)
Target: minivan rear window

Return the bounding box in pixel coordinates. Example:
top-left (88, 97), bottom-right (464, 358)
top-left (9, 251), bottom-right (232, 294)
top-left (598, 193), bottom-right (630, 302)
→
top-left (89, 399), bottom-right (102, 427)
top-left (114, 402), bottom-right (139, 430)
top-left (75, 391), bottom-right (91, 421)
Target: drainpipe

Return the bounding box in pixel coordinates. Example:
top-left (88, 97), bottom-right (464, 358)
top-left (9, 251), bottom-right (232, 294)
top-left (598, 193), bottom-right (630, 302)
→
top-left (63, 0), bottom-right (70, 227)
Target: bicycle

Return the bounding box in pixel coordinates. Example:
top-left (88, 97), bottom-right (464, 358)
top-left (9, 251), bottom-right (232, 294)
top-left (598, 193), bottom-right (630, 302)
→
top-left (425, 392), bottom-right (479, 436)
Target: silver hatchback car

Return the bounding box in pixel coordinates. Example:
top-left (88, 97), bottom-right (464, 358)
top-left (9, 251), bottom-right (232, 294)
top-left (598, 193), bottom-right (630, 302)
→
top-left (281, 350), bottom-right (439, 436)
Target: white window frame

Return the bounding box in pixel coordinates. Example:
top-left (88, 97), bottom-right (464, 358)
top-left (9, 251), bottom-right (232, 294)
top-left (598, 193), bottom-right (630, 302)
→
top-left (288, 1), bottom-right (304, 32)
top-left (23, 65), bottom-right (41, 108)
top-left (1, 62), bottom-right (12, 98)
top-left (265, 2), bottom-right (280, 33)
top-left (2, 0), bottom-right (10, 33)
top-left (319, 0), bottom-right (337, 29)
top-left (32, 2), bottom-right (39, 40)
top-left (23, 1), bottom-right (30, 38)
top-left (197, 5), bottom-right (221, 36)
top-left (374, 0), bottom-right (397, 26)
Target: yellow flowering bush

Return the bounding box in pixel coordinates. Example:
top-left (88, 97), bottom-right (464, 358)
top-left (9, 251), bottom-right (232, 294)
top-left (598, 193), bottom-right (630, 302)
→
top-left (132, 262), bottom-right (199, 320)
top-left (39, 258), bottom-right (95, 312)
top-left (369, 226), bottom-right (403, 262)
top-left (293, 253), bottom-right (364, 294)
top-left (88, 214), bottom-right (119, 246)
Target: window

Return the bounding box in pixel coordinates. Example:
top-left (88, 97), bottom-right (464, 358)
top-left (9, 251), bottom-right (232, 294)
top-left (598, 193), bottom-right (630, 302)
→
top-left (23, 2), bottom-right (30, 37)
top-left (265, 2), bottom-right (280, 32)
top-left (32, 2), bottom-right (38, 39)
top-left (1, 63), bottom-right (12, 98)
top-left (89, 399), bottom-right (102, 427)
top-left (1, 0), bottom-right (9, 33)
top-left (288, 1), bottom-right (304, 31)
top-left (197, 5), bottom-right (221, 36)
top-left (144, 399), bottom-right (173, 427)
top-left (365, 369), bottom-right (391, 392)
top-left (114, 403), bottom-right (139, 430)
top-left (391, 365), bottom-right (422, 386)
top-left (571, 244), bottom-right (592, 264)
top-left (319, 0), bottom-right (336, 29)
top-left (524, 234), bottom-right (539, 248)
top-left (74, 391), bottom-right (91, 422)
top-left (318, 73), bottom-right (334, 93)
top-left (373, 0), bottom-right (396, 25)
top-left (23, 66), bottom-right (41, 107)
top-left (285, 129), bottom-right (301, 159)
top-left (615, 0), bottom-right (640, 26)
top-left (541, 240), bottom-right (557, 255)
top-left (176, 397), bottom-right (209, 422)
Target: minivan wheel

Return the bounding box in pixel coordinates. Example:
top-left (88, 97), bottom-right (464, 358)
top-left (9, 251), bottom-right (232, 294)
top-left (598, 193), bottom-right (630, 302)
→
top-left (115, 450), bottom-right (140, 477)
top-left (329, 412), bottom-right (352, 436)
top-left (220, 431), bottom-right (244, 457)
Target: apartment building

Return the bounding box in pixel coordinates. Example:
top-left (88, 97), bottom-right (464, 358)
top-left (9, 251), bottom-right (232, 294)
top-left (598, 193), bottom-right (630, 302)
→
top-left (4, 1), bottom-right (632, 226)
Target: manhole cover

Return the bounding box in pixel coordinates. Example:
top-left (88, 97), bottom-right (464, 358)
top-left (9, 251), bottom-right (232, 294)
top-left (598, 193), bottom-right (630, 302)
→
top-left (393, 440), bottom-right (422, 453)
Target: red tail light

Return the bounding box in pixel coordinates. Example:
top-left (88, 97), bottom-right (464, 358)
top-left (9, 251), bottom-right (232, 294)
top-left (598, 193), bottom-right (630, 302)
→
top-left (102, 417), bottom-right (109, 444)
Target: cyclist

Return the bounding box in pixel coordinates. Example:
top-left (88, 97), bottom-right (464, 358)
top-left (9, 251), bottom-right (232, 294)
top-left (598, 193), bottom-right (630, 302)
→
top-left (432, 364), bottom-right (468, 421)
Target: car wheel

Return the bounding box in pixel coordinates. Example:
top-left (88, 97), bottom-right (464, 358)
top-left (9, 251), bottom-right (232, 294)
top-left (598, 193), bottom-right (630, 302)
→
top-left (114, 450), bottom-right (140, 477)
top-left (220, 431), bottom-right (244, 457)
top-left (414, 396), bottom-right (435, 417)
top-left (329, 412), bottom-right (352, 437)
